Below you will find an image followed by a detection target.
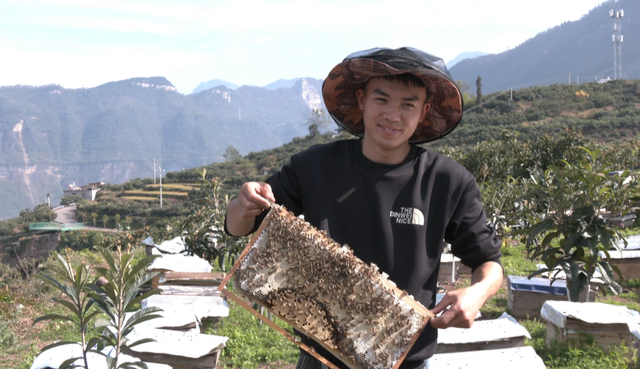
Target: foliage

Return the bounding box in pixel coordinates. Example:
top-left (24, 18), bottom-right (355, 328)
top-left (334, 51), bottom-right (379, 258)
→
top-left (19, 204), bottom-right (56, 224)
top-left (33, 253), bottom-right (101, 369)
top-left (521, 147), bottom-right (640, 301)
top-left (0, 314), bottom-right (16, 352)
top-left (100, 228), bottom-right (150, 253)
top-left (475, 75), bottom-right (483, 107)
top-left (180, 171), bottom-right (248, 271)
top-left (88, 247), bottom-right (162, 369)
top-left (60, 196), bottom-right (85, 206)
top-left (223, 146), bottom-right (241, 162)
top-left (479, 177), bottom-right (524, 240)
top-left (213, 300), bottom-right (298, 368)
top-left (58, 231), bottom-right (105, 252)
top-left (437, 79), bottom-right (640, 147)
top-left (306, 108), bottom-right (332, 136)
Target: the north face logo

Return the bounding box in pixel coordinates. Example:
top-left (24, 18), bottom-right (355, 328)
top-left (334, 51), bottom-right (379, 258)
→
top-left (389, 207), bottom-right (424, 225)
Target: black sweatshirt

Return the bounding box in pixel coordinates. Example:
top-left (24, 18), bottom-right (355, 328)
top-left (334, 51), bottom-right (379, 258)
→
top-left (236, 138), bottom-right (502, 368)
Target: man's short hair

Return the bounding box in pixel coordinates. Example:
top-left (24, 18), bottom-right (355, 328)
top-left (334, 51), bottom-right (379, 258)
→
top-left (361, 73), bottom-right (429, 101)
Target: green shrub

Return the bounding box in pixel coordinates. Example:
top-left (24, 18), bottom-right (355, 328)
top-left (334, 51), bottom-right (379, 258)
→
top-left (214, 301), bottom-right (298, 368)
top-left (0, 315), bottom-right (16, 352)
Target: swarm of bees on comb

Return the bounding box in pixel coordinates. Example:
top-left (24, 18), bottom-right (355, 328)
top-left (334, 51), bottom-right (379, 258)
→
top-left (225, 203), bottom-right (433, 369)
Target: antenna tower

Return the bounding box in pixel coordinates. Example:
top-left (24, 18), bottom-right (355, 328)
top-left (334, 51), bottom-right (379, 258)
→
top-left (610, 0), bottom-right (624, 79)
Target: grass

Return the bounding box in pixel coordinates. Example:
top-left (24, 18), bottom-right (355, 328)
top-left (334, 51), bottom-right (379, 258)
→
top-left (145, 183), bottom-right (200, 191)
top-left (120, 190), bottom-right (188, 197)
top-left (6, 232), bottom-right (640, 369)
top-left (119, 196), bottom-right (158, 201)
top-left (211, 300), bottom-right (298, 368)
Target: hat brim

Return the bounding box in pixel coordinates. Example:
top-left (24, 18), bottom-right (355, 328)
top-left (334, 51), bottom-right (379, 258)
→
top-left (322, 55), bottom-right (463, 144)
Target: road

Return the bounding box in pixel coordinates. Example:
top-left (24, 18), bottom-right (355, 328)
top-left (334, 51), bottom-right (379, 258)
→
top-left (54, 204), bottom-right (77, 223)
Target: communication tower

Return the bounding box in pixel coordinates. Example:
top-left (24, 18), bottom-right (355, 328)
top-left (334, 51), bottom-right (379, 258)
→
top-left (610, 0), bottom-right (624, 79)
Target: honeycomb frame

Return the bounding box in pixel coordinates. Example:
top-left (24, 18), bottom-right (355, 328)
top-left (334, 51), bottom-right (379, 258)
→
top-left (219, 204), bottom-right (434, 369)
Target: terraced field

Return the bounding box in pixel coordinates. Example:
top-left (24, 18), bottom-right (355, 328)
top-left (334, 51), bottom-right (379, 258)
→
top-left (118, 183), bottom-right (198, 201)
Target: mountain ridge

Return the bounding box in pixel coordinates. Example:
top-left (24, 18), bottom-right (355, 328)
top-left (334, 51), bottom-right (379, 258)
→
top-left (450, 0), bottom-right (640, 94)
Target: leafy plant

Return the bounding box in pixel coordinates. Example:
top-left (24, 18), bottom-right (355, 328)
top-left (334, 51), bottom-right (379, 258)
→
top-left (181, 172), bottom-right (247, 271)
top-left (521, 147), bottom-right (639, 301)
top-left (88, 247), bottom-right (162, 369)
top-left (33, 253), bottom-right (101, 369)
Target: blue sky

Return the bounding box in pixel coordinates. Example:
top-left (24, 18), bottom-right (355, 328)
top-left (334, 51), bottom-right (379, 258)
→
top-left (0, 0), bottom-right (608, 94)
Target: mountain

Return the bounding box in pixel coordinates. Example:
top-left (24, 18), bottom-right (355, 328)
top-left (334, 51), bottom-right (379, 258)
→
top-left (447, 51), bottom-right (488, 68)
top-left (192, 79), bottom-right (238, 94)
top-left (291, 78), bottom-right (324, 110)
top-left (450, 0), bottom-right (640, 94)
top-left (0, 77), bottom-right (324, 219)
top-left (263, 78), bottom-right (300, 90)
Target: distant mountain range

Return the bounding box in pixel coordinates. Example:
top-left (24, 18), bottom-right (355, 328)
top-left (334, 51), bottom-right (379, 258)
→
top-left (451, 0), bottom-right (640, 94)
top-left (192, 79), bottom-right (238, 93)
top-left (191, 77), bottom-right (308, 94)
top-left (2, 0), bottom-right (639, 219)
top-left (447, 52), bottom-right (488, 68)
top-left (0, 76), bottom-right (324, 219)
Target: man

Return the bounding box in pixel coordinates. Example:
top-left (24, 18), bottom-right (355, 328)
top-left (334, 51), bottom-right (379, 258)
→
top-left (226, 47), bottom-right (503, 369)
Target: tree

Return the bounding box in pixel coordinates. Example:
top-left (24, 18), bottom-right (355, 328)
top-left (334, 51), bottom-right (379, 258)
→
top-left (476, 75), bottom-right (483, 106)
top-left (223, 146), bottom-right (241, 161)
top-left (307, 108), bottom-right (332, 137)
top-left (33, 253), bottom-right (100, 369)
top-left (114, 214), bottom-right (121, 229)
top-left (20, 204), bottom-right (55, 223)
top-left (181, 170), bottom-right (247, 270)
top-left (103, 214), bottom-right (109, 229)
top-left (124, 216), bottom-right (133, 229)
top-left (91, 212), bottom-right (98, 227)
top-left (455, 80), bottom-right (472, 95)
top-left (60, 195), bottom-right (84, 206)
top-left (88, 247), bottom-right (162, 369)
top-left (34, 248), bottom-right (162, 369)
top-left (521, 147), bottom-right (639, 301)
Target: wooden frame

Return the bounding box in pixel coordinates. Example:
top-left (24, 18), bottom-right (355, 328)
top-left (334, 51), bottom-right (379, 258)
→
top-left (218, 204), bottom-right (434, 369)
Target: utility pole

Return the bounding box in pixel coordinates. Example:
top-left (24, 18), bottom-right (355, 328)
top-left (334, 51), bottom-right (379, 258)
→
top-left (159, 166), bottom-right (163, 208)
top-left (610, 0), bottom-right (624, 79)
top-left (569, 74), bottom-right (571, 85)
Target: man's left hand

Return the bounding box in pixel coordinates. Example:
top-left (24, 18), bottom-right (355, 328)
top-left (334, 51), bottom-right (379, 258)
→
top-left (429, 261), bottom-right (503, 329)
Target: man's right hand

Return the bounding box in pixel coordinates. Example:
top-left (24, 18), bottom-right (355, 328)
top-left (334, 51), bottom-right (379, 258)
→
top-left (226, 182), bottom-right (275, 236)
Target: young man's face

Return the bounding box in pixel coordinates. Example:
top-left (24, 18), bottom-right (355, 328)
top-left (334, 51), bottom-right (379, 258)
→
top-left (356, 78), bottom-right (430, 163)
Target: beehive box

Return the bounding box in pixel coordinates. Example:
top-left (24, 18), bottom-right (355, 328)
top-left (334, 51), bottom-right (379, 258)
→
top-left (435, 313), bottom-right (530, 353)
top-left (426, 346), bottom-right (546, 369)
top-left (219, 204), bottom-right (434, 369)
top-left (507, 276), bottom-right (572, 319)
top-left (604, 250), bottom-right (640, 281)
top-left (438, 253), bottom-right (459, 284)
top-left (542, 300), bottom-right (638, 352)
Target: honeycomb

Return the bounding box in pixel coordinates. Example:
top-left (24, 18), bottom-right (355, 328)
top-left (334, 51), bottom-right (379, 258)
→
top-left (224, 204), bottom-right (433, 369)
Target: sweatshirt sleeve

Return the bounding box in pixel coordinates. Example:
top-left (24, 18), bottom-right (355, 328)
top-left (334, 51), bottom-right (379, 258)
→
top-left (224, 153), bottom-right (306, 237)
top-left (445, 178), bottom-right (502, 272)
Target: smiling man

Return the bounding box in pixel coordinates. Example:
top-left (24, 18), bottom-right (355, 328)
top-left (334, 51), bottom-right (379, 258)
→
top-left (225, 47), bottom-right (503, 369)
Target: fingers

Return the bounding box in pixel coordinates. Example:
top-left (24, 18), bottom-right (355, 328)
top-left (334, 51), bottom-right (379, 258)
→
top-left (237, 182), bottom-right (274, 220)
top-left (429, 292), bottom-right (477, 329)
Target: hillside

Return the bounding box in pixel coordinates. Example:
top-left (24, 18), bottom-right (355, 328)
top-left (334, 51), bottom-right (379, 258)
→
top-left (451, 0), bottom-right (640, 94)
top-left (438, 79), bottom-right (640, 147)
top-left (0, 77), bottom-right (323, 219)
